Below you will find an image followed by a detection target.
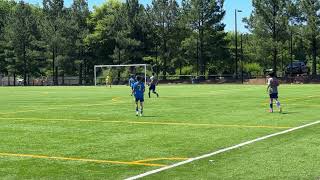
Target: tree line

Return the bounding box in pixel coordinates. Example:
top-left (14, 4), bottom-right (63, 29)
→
top-left (0, 0), bottom-right (319, 85)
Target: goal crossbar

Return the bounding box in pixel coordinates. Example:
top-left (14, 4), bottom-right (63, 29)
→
top-left (94, 64), bottom-right (149, 86)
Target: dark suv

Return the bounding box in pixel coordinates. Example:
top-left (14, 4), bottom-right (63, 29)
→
top-left (285, 61), bottom-right (309, 75)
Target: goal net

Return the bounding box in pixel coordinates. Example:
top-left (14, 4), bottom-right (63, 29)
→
top-left (94, 64), bottom-right (151, 86)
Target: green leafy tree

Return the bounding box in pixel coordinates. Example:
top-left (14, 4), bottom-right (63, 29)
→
top-left (299, 0), bottom-right (320, 76)
top-left (71, 0), bottom-right (90, 84)
top-left (245, 0), bottom-right (290, 74)
top-left (148, 0), bottom-right (179, 79)
top-left (8, 1), bottom-right (39, 85)
top-left (42, 0), bottom-right (66, 84)
top-left (85, 0), bottom-right (123, 66)
top-left (0, 0), bottom-right (15, 77)
top-left (188, 0), bottom-right (227, 77)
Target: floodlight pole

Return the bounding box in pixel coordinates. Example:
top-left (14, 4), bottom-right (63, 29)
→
top-left (241, 33), bottom-right (244, 84)
top-left (235, 9), bottom-right (242, 79)
top-left (290, 27), bottom-right (293, 83)
top-left (289, 21), bottom-right (294, 83)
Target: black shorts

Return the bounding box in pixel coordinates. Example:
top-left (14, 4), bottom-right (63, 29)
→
top-left (149, 84), bottom-right (156, 91)
top-left (269, 93), bottom-right (278, 99)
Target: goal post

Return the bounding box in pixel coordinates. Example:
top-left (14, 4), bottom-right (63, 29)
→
top-left (94, 64), bottom-right (150, 86)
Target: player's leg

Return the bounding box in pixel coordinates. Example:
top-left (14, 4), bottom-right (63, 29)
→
top-left (275, 97), bottom-right (282, 113)
top-left (135, 98), bottom-right (139, 116)
top-left (140, 101), bottom-right (144, 116)
top-left (269, 97), bottom-right (274, 113)
top-left (148, 86), bottom-right (151, 98)
top-left (152, 86), bottom-right (159, 97)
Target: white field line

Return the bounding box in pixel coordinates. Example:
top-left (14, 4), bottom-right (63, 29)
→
top-left (125, 120), bottom-right (320, 180)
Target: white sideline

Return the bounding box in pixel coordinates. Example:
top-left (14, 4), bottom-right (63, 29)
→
top-left (125, 120), bottom-right (320, 180)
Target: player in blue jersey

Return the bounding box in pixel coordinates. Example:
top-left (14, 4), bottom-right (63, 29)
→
top-left (128, 75), bottom-right (136, 96)
top-left (132, 76), bottom-right (145, 116)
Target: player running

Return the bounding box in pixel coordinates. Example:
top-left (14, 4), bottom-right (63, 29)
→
top-left (132, 76), bottom-right (145, 116)
top-left (267, 72), bottom-right (282, 113)
top-left (148, 73), bottom-right (159, 98)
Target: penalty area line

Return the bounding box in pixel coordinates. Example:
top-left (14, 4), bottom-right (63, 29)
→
top-left (125, 120), bottom-right (320, 180)
top-left (0, 152), bottom-right (165, 167)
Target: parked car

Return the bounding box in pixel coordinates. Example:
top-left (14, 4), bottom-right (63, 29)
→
top-left (285, 61), bottom-right (309, 75)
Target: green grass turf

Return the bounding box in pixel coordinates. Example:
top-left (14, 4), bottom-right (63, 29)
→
top-left (0, 84), bottom-right (319, 179)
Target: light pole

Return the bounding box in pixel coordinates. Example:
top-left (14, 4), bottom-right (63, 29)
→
top-left (290, 27), bottom-right (293, 82)
top-left (240, 33), bottom-right (244, 84)
top-left (289, 21), bottom-right (294, 83)
top-left (235, 9), bottom-right (242, 79)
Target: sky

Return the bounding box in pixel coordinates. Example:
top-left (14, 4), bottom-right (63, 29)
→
top-left (24, 0), bottom-right (253, 33)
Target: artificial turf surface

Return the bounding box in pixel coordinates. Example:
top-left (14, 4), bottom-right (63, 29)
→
top-left (0, 84), bottom-right (319, 179)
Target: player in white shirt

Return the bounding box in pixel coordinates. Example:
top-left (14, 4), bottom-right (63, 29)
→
top-left (267, 72), bottom-right (282, 113)
top-left (148, 73), bottom-right (159, 98)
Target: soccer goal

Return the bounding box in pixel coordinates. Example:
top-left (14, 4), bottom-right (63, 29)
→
top-left (94, 64), bottom-right (151, 86)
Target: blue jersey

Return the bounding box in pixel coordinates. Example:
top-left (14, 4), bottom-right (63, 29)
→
top-left (129, 78), bottom-right (136, 87)
top-left (133, 82), bottom-right (145, 98)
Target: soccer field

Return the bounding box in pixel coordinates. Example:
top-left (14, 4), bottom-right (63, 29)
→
top-left (0, 85), bottom-right (320, 179)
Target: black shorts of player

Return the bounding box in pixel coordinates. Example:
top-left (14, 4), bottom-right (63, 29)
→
top-left (269, 93), bottom-right (278, 99)
top-left (149, 84), bottom-right (156, 91)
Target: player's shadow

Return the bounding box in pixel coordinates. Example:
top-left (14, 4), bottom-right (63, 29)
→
top-left (141, 115), bottom-right (160, 118)
top-left (280, 111), bottom-right (298, 115)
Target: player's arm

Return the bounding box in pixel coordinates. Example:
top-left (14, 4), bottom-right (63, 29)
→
top-left (132, 84), bottom-right (135, 94)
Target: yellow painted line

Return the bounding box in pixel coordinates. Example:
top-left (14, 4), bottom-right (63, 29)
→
top-left (133, 157), bottom-right (189, 163)
top-left (0, 103), bottom-right (106, 115)
top-left (0, 117), bottom-right (292, 129)
top-left (0, 152), bottom-right (166, 167)
top-left (112, 97), bottom-right (122, 103)
top-left (127, 121), bottom-right (292, 129)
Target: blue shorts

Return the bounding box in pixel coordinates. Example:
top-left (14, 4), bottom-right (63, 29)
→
top-left (149, 84), bottom-right (156, 91)
top-left (269, 93), bottom-right (278, 99)
top-left (135, 96), bottom-right (144, 102)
